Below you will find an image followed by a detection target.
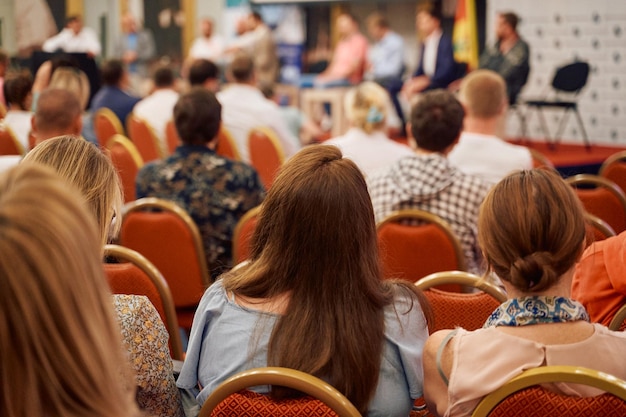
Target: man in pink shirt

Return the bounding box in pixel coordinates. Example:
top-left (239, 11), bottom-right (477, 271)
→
top-left (309, 13), bottom-right (368, 88)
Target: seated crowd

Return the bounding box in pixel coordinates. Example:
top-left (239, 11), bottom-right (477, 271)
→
top-left (1, 5), bottom-right (626, 417)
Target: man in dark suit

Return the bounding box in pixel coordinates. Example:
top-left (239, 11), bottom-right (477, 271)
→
top-left (402, 5), bottom-right (456, 96)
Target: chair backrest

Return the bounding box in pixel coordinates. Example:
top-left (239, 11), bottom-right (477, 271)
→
top-left (584, 212), bottom-right (616, 247)
top-left (528, 148), bottom-right (554, 169)
top-left (376, 209), bottom-right (466, 286)
top-left (94, 108), bottom-right (125, 148)
top-left (566, 174), bottom-right (626, 234)
top-left (472, 366), bottom-right (626, 417)
top-left (120, 198), bottom-right (211, 327)
top-left (599, 150), bottom-right (626, 195)
top-left (127, 114), bottom-right (164, 162)
top-left (199, 367), bottom-right (361, 417)
top-left (216, 126), bottom-right (241, 161)
top-left (103, 244), bottom-right (184, 360)
top-left (106, 134), bottom-right (144, 203)
top-left (232, 205), bottom-right (261, 264)
top-left (415, 271), bottom-right (507, 334)
top-left (609, 304), bottom-right (626, 331)
top-left (552, 61), bottom-right (590, 93)
top-left (0, 101), bottom-right (6, 118)
top-left (165, 119), bottom-right (180, 154)
top-left (0, 124), bottom-right (24, 155)
top-left (248, 126), bottom-right (286, 189)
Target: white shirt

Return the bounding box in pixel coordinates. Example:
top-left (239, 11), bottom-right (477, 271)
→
top-left (217, 84), bottom-right (299, 163)
top-left (188, 35), bottom-right (224, 61)
top-left (42, 27), bottom-right (102, 56)
top-left (325, 128), bottom-right (414, 178)
top-left (3, 110), bottom-right (32, 153)
top-left (447, 131), bottom-right (533, 184)
top-left (422, 29), bottom-right (442, 78)
top-left (132, 88), bottom-right (179, 151)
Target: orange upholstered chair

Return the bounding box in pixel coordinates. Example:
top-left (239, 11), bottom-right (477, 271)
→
top-left (566, 174), bottom-right (626, 234)
top-left (199, 367), bottom-right (361, 417)
top-left (103, 244), bottom-right (184, 360)
top-left (472, 366), bottom-right (626, 417)
top-left (599, 150), bottom-right (626, 195)
top-left (528, 148), bottom-right (555, 169)
top-left (0, 124), bottom-right (24, 155)
top-left (0, 102), bottom-right (6, 118)
top-left (232, 205), bottom-right (261, 264)
top-left (106, 134), bottom-right (144, 203)
top-left (127, 114), bottom-right (164, 162)
top-left (415, 271), bottom-right (507, 334)
top-left (377, 209), bottom-right (467, 287)
top-left (584, 212), bottom-right (616, 247)
top-left (165, 119), bottom-right (181, 154)
top-left (216, 126), bottom-right (241, 161)
top-left (248, 127), bottom-right (285, 189)
top-left (120, 198), bottom-right (211, 330)
top-left (94, 108), bottom-right (124, 148)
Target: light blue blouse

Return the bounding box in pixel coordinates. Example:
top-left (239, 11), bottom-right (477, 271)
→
top-left (177, 280), bottom-right (428, 417)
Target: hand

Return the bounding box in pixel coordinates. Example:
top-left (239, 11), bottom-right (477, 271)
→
top-left (123, 50), bottom-right (138, 63)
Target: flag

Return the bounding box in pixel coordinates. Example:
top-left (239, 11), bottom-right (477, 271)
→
top-left (453, 0), bottom-right (479, 70)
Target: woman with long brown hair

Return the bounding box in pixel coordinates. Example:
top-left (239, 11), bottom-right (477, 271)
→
top-left (178, 145), bottom-right (430, 416)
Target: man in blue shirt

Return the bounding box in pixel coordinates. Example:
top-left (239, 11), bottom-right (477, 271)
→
top-left (90, 59), bottom-right (141, 126)
top-left (366, 12), bottom-right (406, 125)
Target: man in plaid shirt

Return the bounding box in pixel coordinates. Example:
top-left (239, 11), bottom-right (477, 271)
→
top-left (368, 90), bottom-right (492, 274)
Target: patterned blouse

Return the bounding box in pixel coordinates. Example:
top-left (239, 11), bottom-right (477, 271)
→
top-left (113, 294), bottom-right (184, 417)
top-left (136, 145), bottom-right (265, 278)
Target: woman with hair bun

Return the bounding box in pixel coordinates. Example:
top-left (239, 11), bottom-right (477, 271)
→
top-left (325, 81), bottom-right (413, 178)
top-left (423, 168), bottom-right (626, 417)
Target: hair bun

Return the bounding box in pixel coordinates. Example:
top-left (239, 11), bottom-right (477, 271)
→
top-left (509, 252), bottom-right (558, 292)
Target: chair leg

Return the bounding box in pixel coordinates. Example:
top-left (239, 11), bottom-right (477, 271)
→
top-left (573, 108), bottom-right (591, 151)
top-left (553, 109), bottom-right (571, 148)
top-left (536, 109), bottom-right (554, 150)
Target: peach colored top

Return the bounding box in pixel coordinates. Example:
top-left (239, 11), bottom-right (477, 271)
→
top-left (442, 324), bottom-right (626, 417)
top-left (326, 33), bottom-right (369, 84)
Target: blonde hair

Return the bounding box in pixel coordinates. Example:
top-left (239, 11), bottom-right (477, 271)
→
top-left (459, 69), bottom-right (507, 119)
top-left (343, 82), bottom-right (388, 134)
top-left (48, 67), bottom-right (91, 110)
top-left (23, 135), bottom-right (122, 247)
top-left (0, 163), bottom-right (140, 417)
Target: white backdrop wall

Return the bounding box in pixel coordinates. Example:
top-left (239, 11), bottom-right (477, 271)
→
top-left (489, 0), bottom-right (626, 146)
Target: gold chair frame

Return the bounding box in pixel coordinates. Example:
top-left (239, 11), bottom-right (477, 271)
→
top-left (248, 126), bottom-right (287, 164)
top-left (94, 108), bottom-right (125, 147)
top-left (217, 126), bottom-right (242, 161)
top-left (609, 304), bottom-right (626, 331)
top-left (528, 148), bottom-right (555, 169)
top-left (232, 205), bottom-right (262, 263)
top-left (0, 124), bottom-right (25, 155)
top-left (127, 114), bottom-right (166, 160)
top-left (599, 150), bottom-right (626, 177)
top-left (415, 270), bottom-right (507, 302)
top-left (106, 134), bottom-right (145, 167)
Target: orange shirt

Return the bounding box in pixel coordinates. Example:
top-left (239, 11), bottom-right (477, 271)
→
top-left (572, 231), bottom-right (626, 326)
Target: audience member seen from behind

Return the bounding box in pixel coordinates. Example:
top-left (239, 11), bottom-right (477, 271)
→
top-left (423, 169), bottom-right (626, 417)
top-left (325, 82), bottom-right (413, 178)
top-left (448, 69), bottom-right (532, 184)
top-left (368, 90), bottom-right (491, 274)
top-left (31, 88), bottom-right (83, 146)
top-left (2, 71), bottom-right (33, 152)
top-left (479, 12), bottom-right (530, 105)
top-left (188, 58), bottom-right (220, 93)
top-left (22, 135), bottom-right (184, 417)
top-left (0, 163), bottom-right (141, 417)
top-left (90, 59), bottom-right (140, 126)
top-left (572, 230), bottom-right (626, 327)
top-left (178, 145), bottom-right (431, 417)
top-left (136, 87), bottom-right (265, 278)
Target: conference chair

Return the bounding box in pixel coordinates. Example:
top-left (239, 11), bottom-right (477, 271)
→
top-left (377, 210), bottom-right (467, 288)
top-left (165, 120), bottom-right (180, 154)
top-left (528, 148), bottom-right (555, 169)
top-left (524, 61), bottom-right (591, 149)
top-left (0, 124), bottom-right (24, 155)
top-left (120, 197), bottom-right (211, 331)
top-left (199, 367), bottom-right (361, 417)
top-left (232, 205), bottom-right (261, 265)
top-left (216, 126), bottom-right (241, 161)
top-left (566, 174), bottom-right (626, 234)
top-left (106, 134), bottom-right (144, 203)
top-left (0, 101), bottom-right (6, 118)
top-left (127, 115), bottom-right (165, 162)
top-left (94, 108), bottom-right (124, 148)
top-left (103, 244), bottom-right (184, 360)
top-left (415, 271), bottom-right (507, 334)
top-left (584, 212), bottom-right (616, 247)
top-left (472, 366), bottom-right (626, 417)
top-left (248, 126), bottom-right (286, 189)
top-left (599, 150), bottom-right (626, 194)
top-left (609, 304), bottom-right (626, 332)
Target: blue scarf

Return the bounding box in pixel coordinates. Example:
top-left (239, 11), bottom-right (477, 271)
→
top-left (484, 296), bottom-right (590, 328)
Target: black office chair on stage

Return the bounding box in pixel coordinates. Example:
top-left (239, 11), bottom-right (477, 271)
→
top-left (524, 61), bottom-right (591, 150)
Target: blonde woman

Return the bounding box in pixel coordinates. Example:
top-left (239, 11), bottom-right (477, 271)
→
top-left (0, 162), bottom-right (141, 417)
top-left (23, 135), bottom-right (184, 417)
top-left (48, 66), bottom-right (91, 110)
top-left (325, 81), bottom-right (413, 178)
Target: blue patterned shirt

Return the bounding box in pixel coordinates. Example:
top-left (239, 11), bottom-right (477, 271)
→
top-left (136, 145), bottom-right (265, 278)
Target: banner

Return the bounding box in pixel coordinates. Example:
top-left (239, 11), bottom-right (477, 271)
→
top-left (452, 0), bottom-right (479, 70)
